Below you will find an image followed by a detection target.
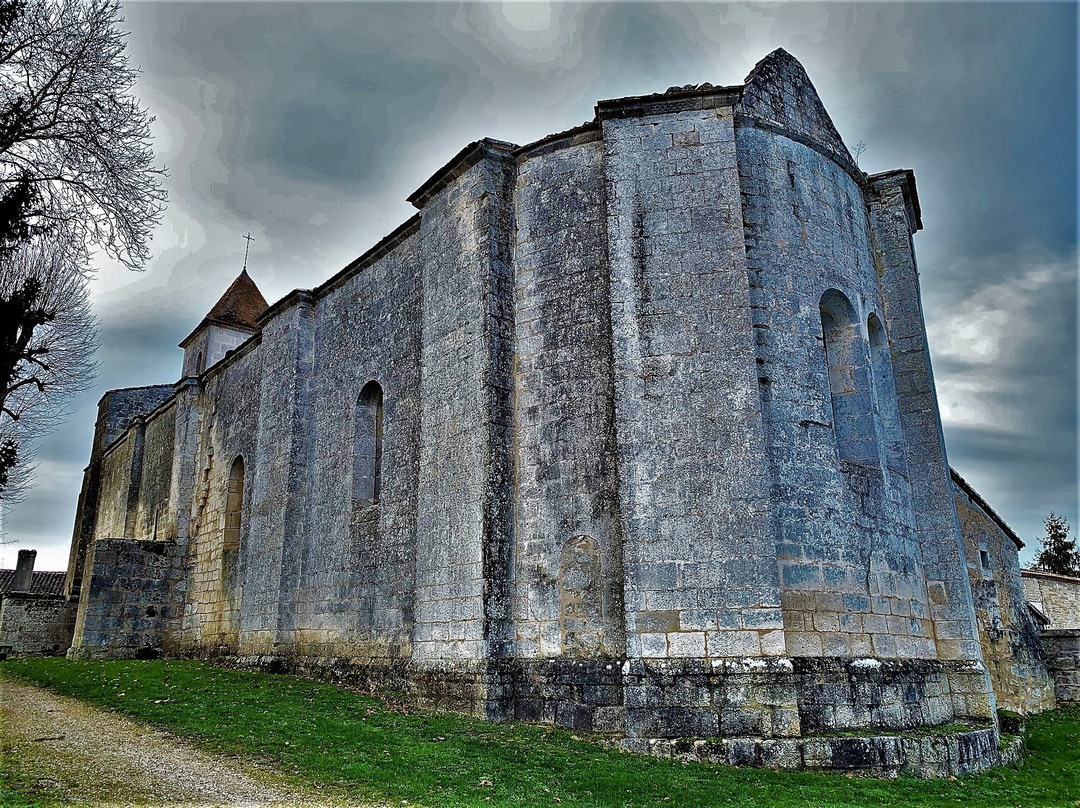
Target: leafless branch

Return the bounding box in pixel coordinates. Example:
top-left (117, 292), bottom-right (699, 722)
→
top-left (0, 0), bottom-right (167, 271)
top-left (0, 234), bottom-right (97, 500)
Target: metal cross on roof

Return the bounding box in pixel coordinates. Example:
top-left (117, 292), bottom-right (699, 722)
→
top-left (242, 232), bottom-right (255, 274)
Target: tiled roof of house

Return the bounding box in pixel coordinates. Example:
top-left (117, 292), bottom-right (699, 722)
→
top-left (0, 569), bottom-right (67, 596)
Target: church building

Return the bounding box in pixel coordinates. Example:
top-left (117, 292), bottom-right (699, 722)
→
top-left (58, 49), bottom-right (1057, 776)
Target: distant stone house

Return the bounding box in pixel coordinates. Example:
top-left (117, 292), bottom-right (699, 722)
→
top-left (0, 549), bottom-right (74, 657)
top-left (1023, 568), bottom-right (1080, 630)
top-left (54, 49), bottom-right (1065, 776)
top-left (1022, 568), bottom-right (1080, 703)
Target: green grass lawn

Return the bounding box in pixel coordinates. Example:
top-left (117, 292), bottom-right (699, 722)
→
top-left (0, 764), bottom-right (55, 808)
top-left (2, 658), bottom-right (1078, 807)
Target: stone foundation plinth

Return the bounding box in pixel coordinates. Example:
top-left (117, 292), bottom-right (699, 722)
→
top-left (625, 726), bottom-right (1019, 778)
top-left (188, 651), bottom-right (1004, 777)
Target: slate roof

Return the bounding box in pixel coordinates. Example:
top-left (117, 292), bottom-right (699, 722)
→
top-left (179, 270), bottom-right (269, 347)
top-left (950, 467), bottom-right (1023, 550)
top-left (0, 569), bottom-right (67, 596)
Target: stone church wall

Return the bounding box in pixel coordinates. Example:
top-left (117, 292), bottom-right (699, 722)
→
top-left (511, 132), bottom-right (624, 661)
top-left (93, 429), bottom-right (137, 541)
top-left (603, 93), bottom-right (783, 670)
top-left (65, 385), bottom-right (175, 598)
top-left (867, 175), bottom-right (984, 668)
top-left (180, 341), bottom-right (263, 654)
top-left (739, 110), bottom-right (930, 664)
top-left (284, 218), bottom-right (423, 663)
top-left (412, 143), bottom-right (517, 667)
top-left (64, 49), bottom-right (1031, 775)
top-left (953, 473), bottom-right (1055, 714)
top-left (133, 402), bottom-right (177, 541)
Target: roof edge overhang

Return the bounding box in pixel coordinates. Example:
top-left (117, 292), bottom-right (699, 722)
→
top-left (406, 138), bottom-right (517, 210)
top-left (867, 168), bottom-right (923, 232)
top-left (950, 466), bottom-right (1024, 550)
top-left (595, 83), bottom-right (743, 121)
top-left (1021, 568), bottom-right (1080, 585)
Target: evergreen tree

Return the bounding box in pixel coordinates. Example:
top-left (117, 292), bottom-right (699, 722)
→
top-left (1034, 513), bottom-right (1080, 577)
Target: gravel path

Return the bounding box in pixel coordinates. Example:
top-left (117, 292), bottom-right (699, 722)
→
top-left (0, 674), bottom-right (364, 807)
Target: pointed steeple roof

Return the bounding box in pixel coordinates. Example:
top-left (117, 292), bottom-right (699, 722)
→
top-left (203, 269), bottom-right (269, 331)
top-left (179, 269), bottom-right (269, 348)
top-left (738, 48), bottom-right (856, 170)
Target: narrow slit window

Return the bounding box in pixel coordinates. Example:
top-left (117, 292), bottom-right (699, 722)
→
top-left (354, 381), bottom-right (383, 506)
top-left (223, 456), bottom-right (244, 553)
top-left (867, 314), bottom-right (907, 473)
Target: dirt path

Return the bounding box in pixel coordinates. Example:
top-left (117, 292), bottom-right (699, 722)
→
top-left (0, 674), bottom-right (365, 807)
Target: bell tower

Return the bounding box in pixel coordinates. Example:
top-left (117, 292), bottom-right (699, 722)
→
top-left (179, 268), bottom-right (269, 377)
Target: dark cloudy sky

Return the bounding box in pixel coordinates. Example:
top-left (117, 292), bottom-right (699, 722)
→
top-left (1, 2), bottom-right (1075, 571)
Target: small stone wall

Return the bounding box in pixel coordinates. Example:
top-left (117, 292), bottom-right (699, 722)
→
top-left (0, 593), bottom-right (76, 657)
top-left (69, 538), bottom-right (180, 659)
top-left (1023, 570), bottom-right (1080, 629)
top-left (1040, 629), bottom-right (1080, 702)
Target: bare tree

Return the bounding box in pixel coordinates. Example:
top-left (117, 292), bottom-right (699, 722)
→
top-left (0, 0), bottom-right (165, 506)
top-left (852, 140), bottom-right (867, 167)
top-left (0, 236), bottom-right (96, 501)
top-left (0, 0), bottom-right (167, 270)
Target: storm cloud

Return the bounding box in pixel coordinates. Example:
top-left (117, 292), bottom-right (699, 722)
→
top-left (2, 2), bottom-right (1075, 570)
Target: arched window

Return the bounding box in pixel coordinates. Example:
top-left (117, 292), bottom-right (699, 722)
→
top-left (354, 381), bottom-right (383, 507)
top-left (197, 351), bottom-right (204, 374)
top-left (867, 314), bottom-right (907, 473)
top-left (223, 456), bottom-right (244, 553)
top-left (820, 290), bottom-right (877, 465)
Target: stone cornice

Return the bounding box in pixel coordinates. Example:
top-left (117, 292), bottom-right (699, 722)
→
top-left (596, 84), bottom-right (742, 120)
top-left (515, 121), bottom-right (600, 161)
top-left (868, 168), bottom-right (923, 233)
top-left (406, 138), bottom-right (517, 210)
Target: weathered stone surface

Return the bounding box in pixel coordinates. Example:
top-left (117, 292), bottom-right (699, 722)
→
top-left (0, 593), bottom-right (75, 657)
top-left (56, 48), bottom-right (1046, 775)
top-left (952, 469), bottom-right (1056, 713)
top-left (70, 539), bottom-right (178, 659)
top-left (1023, 569), bottom-right (1080, 629)
top-left (1040, 630), bottom-right (1080, 702)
